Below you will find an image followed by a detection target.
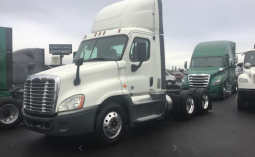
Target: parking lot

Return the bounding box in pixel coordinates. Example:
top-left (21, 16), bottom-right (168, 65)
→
top-left (1, 94), bottom-right (255, 157)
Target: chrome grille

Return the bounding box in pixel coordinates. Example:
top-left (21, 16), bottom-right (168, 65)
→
top-left (188, 74), bottom-right (210, 88)
top-left (23, 75), bottom-right (60, 115)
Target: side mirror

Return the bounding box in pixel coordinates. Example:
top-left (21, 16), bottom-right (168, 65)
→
top-left (235, 55), bottom-right (238, 63)
top-left (136, 43), bottom-right (147, 62)
top-left (75, 58), bottom-right (83, 66)
top-left (184, 61), bottom-right (187, 69)
top-left (74, 58), bottom-right (84, 86)
top-left (219, 68), bottom-right (224, 72)
top-left (229, 59), bottom-right (233, 67)
top-left (244, 63), bottom-right (251, 69)
top-left (73, 52), bottom-right (77, 59)
top-left (180, 69), bottom-right (184, 73)
top-left (131, 43), bottom-right (147, 72)
top-left (27, 63), bottom-right (35, 70)
top-left (237, 63), bottom-right (243, 68)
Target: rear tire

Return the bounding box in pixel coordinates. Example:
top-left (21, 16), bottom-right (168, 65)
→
top-left (95, 103), bottom-right (127, 146)
top-left (0, 98), bottom-right (22, 129)
top-left (237, 92), bottom-right (245, 110)
top-left (195, 88), bottom-right (210, 115)
top-left (171, 91), bottom-right (195, 120)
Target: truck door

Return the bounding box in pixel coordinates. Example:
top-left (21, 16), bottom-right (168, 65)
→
top-left (124, 33), bottom-right (166, 124)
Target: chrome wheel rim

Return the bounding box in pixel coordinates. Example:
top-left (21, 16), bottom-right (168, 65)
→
top-left (186, 96), bottom-right (194, 114)
top-left (202, 94), bottom-right (209, 109)
top-left (103, 112), bottom-right (122, 139)
top-left (0, 104), bottom-right (19, 124)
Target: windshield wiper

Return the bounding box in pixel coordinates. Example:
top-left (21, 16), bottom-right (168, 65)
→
top-left (203, 66), bottom-right (214, 67)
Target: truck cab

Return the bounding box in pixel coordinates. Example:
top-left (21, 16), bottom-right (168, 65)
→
top-left (182, 41), bottom-right (237, 99)
top-left (22, 0), bottom-right (212, 146)
top-left (236, 47), bottom-right (255, 110)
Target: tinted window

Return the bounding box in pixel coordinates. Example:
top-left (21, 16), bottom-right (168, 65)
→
top-left (190, 57), bottom-right (224, 67)
top-left (75, 35), bottom-right (127, 62)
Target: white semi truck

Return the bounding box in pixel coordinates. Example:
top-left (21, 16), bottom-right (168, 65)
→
top-left (22, 0), bottom-right (212, 145)
top-left (236, 46), bottom-right (255, 110)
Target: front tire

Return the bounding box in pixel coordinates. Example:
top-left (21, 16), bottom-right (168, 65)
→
top-left (237, 92), bottom-right (245, 110)
top-left (0, 98), bottom-right (22, 129)
top-left (95, 103), bottom-right (127, 146)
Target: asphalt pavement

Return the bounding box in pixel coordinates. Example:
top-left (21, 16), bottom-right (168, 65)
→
top-left (1, 94), bottom-right (255, 157)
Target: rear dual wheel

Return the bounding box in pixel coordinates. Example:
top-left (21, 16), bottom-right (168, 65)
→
top-left (195, 88), bottom-right (210, 114)
top-left (171, 90), bottom-right (195, 120)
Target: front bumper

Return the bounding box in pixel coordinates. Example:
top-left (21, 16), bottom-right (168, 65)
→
top-left (22, 106), bottom-right (98, 136)
top-left (238, 89), bottom-right (255, 102)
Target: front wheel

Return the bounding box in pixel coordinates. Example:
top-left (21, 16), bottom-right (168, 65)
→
top-left (95, 103), bottom-right (127, 146)
top-left (0, 98), bottom-right (22, 129)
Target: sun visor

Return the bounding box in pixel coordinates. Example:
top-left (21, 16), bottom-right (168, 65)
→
top-left (92, 0), bottom-right (163, 34)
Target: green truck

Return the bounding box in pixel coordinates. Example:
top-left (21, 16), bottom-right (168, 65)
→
top-left (182, 41), bottom-right (237, 99)
top-left (0, 27), bottom-right (45, 129)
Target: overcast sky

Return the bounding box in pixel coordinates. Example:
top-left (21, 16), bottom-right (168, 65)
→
top-left (1, 0), bottom-right (255, 69)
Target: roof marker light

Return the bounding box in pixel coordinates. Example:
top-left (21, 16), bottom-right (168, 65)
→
top-left (103, 31), bottom-right (106, 35)
top-left (118, 28), bottom-right (121, 33)
top-left (84, 35), bottom-right (87, 39)
top-left (94, 32), bottom-right (97, 37)
top-left (98, 32), bottom-right (101, 36)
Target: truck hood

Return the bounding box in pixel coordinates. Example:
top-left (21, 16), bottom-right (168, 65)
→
top-left (35, 61), bottom-right (118, 80)
top-left (187, 67), bottom-right (221, 76)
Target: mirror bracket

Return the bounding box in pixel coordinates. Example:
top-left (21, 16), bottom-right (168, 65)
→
top-left (131, 61), bottom-right (143, 72)
top-left (74, 58), bottom-right (84, 86)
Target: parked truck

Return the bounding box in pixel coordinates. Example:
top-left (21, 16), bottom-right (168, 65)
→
top-left (236, 45), bottom-right (255, 110)
top-left (22, 0), bottom-right (212, 146)
top-left (182, 41), bottom-right (237, 99)
top-left (0, 26), bottom-right (45, 129)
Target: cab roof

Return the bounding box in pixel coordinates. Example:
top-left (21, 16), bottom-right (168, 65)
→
top-left (92, 0), bottom-right (163, 35)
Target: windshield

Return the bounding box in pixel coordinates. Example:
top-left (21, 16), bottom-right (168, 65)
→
top-left (190, 57), bottom-right (223, 67)
top-left (244, 51), bottom-right (255, 66)
top-left (74, 35), bottom-right (128, 62)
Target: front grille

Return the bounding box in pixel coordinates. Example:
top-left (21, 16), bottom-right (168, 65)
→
top-left (188, 74), bottom-right (210, 88)
top-left (23, 75), bottom-right (60, 115)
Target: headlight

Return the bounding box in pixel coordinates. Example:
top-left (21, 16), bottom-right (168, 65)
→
top-left (58, 95), bottom-right (85, 112)
top-left (239, 78), bottom-right (248, 83)
top-left (181, 79), bottom-right (186, 84)
top-left (213, 80), bottom-right (221, 85)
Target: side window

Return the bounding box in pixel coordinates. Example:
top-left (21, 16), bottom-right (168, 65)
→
top-left (129, 38), bottom-right (150, 62)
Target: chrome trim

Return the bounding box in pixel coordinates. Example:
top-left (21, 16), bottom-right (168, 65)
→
top-left (166, 95), bottom-right (173, 111)
top-left (131, 95), bottom-right (152, 105)
top-left (23, 74), bottom-right (61, 115)
top-left (157, 78), bottom-right (161, 89)
top-left (136, 114), bottom-right (162, 122)
top-left (188, 74), bottom-right (210, 88)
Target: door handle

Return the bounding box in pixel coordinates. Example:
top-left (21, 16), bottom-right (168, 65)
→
top-left (150, 77), bottom-right (153, 87)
